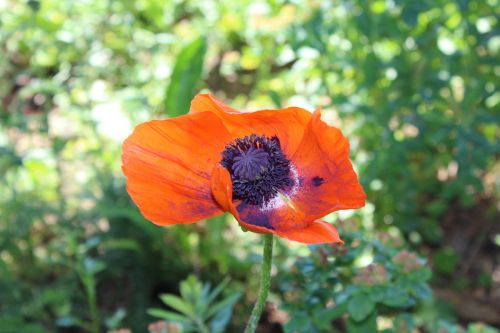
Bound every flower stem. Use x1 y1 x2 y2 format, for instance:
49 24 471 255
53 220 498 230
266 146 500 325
244 234 274 333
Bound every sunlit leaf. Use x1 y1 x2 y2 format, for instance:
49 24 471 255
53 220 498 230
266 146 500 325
147 308 189 322
164 37 207 117
347 294 375 322
160 294 194 317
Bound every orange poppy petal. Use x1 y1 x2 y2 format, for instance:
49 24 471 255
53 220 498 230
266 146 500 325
190 93 242 115
190 94 312 157
291 110 366 220
276 220 344 244
210 164 274 234
122 112 232 225
211 164 339 244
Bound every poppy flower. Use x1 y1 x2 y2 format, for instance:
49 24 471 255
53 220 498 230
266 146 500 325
122 94 365 244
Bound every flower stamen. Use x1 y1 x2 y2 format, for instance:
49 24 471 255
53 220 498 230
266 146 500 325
221 134 294 206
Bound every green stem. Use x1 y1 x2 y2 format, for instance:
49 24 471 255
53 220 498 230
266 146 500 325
244 234 274 333
194 318 210 333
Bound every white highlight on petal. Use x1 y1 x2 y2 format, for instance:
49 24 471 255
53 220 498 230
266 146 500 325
261 164 300 211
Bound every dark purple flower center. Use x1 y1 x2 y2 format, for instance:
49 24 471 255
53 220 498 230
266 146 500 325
232 147 270 180
221 134 293 206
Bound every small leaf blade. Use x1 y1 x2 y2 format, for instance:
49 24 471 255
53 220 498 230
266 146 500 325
164 37 207 117
147 308 189 322
159 294 193 317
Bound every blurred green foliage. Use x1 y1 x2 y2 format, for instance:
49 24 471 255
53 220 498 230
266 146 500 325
148 275 241 333
278 226 434 333
0 0 498 332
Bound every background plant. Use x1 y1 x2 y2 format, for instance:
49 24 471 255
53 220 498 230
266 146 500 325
148 275 241 333
0 0 498 332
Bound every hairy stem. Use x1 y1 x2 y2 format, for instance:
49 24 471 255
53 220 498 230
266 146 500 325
244 234 274 333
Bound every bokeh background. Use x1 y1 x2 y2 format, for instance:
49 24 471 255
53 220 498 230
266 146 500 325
1 0 499 332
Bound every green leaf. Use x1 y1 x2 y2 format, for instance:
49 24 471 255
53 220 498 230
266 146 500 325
369 285 387 303
205 292 241 319
268 90 282 108
313 302 347 324
284 314 317 333
206 277 231 305
209 304 233 333
180 275 204 310
410 267 432 281
381 286 410 307
104 308 126 330
147 308 188 322
411 282 433 301
347 294 375 322
83 258 106 275
347 310 377 333
159 294 193 317
311 303 346 330
164 37 207 117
